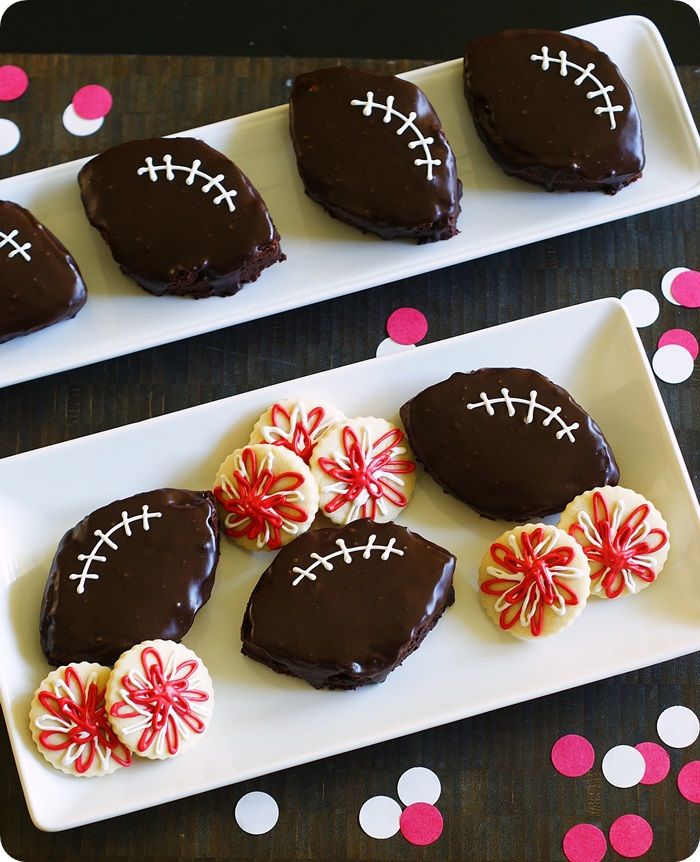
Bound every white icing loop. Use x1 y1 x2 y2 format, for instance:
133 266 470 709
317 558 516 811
137 155 238 211
0 227 31 261
291 533 404 586
466 388 579 442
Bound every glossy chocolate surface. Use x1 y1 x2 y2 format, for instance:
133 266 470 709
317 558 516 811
0 200 87 344
290 66 462 242
464 29 644 193
241 519 455 689
40 488 219 665
78 137 283 297
401 368 620 521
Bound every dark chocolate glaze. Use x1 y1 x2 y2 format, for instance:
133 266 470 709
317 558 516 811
400 368 620 522
463 29 644 194
40 488 220 666
78 137 284 298
290 66 462 242
241 519 455 690
0 200 87 344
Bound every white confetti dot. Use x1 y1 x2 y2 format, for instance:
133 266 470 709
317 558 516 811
620 289 660 328
601 745 646 788
234 791 279 835
358 795 402 839
397 766 441 805
657 705 700 748
62 103 103 137
652 344 695 384
661 267 688 306
0 118 20 155
375 337 416 358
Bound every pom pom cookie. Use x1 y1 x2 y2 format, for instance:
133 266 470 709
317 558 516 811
29 663 131 777
309 417 416 525
478 524 589 639
559 485 670 599
248 399 344 463
106 640 213 760
214 443 318 551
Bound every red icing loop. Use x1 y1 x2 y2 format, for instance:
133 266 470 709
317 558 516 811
268 402 327 462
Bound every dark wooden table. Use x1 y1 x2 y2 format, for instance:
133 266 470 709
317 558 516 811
0 53 698 862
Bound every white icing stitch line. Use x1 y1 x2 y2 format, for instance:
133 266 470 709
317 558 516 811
530 47 624 130
0 228 31 261
466 388 580 442
69 505 163 594
349 91 442 180
291 534 404 585
137 155 238 211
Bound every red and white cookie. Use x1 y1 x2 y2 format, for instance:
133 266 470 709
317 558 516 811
106 640 213 760
559 485 670 599
309 417 416 525
213 443 318 551
29 663 132 777
249 399 344 463
478 524 589 639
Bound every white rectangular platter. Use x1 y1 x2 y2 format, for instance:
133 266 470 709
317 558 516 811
1 297 699 831
1 15 699 389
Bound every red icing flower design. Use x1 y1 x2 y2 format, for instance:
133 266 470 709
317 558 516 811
110 646 210 757
261 402 331 462
35 666 131 774
481 527 583 637
214 446 308 549
569 491 668 598
318 425 415 522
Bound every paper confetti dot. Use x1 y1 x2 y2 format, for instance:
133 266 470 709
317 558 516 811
620 289 660 328
234 791 279 835
635 742 671 785
563 823 608 862
375 337 416 358
551 734 596 778
386 307 428 345
671 270 700 308
0 65 28 101
72 84 113 120
658 705 700 748
0 118 20 156
359 796 402 839
609 814 654 858
661 267 688 306
62 103 104 137
397 767 441 806
678 761 700 803
399 802 443 846
652 344 695 384
658 329 699 361
601 745 646 788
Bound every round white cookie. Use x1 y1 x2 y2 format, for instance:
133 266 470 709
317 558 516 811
105 640 213 760
558 485 670 599
249 398 344 463
309 416 417 525
29 662 132 777
478 524 590 640
213 443 319 551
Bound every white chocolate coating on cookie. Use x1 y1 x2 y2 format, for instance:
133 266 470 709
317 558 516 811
249 398 344 463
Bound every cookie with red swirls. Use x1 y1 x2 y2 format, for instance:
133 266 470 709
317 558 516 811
248 399 344 464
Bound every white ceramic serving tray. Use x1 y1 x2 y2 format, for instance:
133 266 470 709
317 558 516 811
0 297 699 831
1 15 699 389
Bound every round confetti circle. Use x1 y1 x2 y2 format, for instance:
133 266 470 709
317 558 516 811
375 337 416 358
551 734 596 778
658 329 699 361
358 796 402 839
562 823 608 862
601 745 646 788
661 267 688 305
658 706 700 748
397 766 441 806
399 802 443 846
72 84 113 120
652 344 695 385
635 742 671 785
234 791 279 835
609 814 654 858
0 118 20 155
62 103 104 137
671 270 700 308
677 761 700 803
0 65 28 101
620 289 660 328
386 307 428 345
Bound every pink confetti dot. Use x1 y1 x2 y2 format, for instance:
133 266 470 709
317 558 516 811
635 742 671 785
551 734 596 778
671 270 700 308
658 329 699 361
563 823 607 862
386 307 428 345
609 814 654 858
399 802 443 846
0 65 28 101
72 84 113 120
678 761 700 803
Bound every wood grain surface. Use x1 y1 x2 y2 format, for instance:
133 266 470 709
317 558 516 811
0 54 698 862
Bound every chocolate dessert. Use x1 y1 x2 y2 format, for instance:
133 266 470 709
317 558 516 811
463 29 644 193
241 519 455 689
290 66 462 241
0 200 87 343
78 137 284 298
40 488 219 665
400 368 620 521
